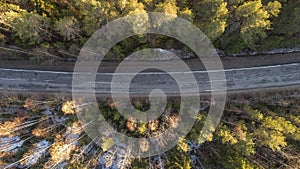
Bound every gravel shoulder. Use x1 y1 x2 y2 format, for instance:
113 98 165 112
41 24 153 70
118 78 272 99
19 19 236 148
0 52 299 72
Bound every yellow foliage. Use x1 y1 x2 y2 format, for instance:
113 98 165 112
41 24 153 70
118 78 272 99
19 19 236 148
62 101 76 115
233 125 247 141
155 0 178 16
69 122 82 135
177 138 189 152
101 137 114 152
138 123 147 135
178 7 193 21
50 141 76 163
168 115 179 128
148 120 159 131
218 125 238 145
0 117 24 136
126 117 137 132
266 1 282 17
32 128 47 137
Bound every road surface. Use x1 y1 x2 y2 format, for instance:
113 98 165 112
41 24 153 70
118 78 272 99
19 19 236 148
0 60 300 94
0 62 299 95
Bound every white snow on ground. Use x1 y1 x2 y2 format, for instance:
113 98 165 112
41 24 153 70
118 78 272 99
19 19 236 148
99 152 118 169
188 141 203 169
99 151 129 169
229 47 300 57
41 109 53 115
125 48 175 61
126 47 300 60
261 47 300 54
64 122 81 144
54 116 67 123
47 122 81 167
56 162 68 169
19 140 50 168
99 140 131 169
0 136 24 153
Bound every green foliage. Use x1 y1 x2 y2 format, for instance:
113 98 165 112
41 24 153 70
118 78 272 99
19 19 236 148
0 0 297 60
245 105 299 150
78 0 111 36
215 122 256 168
0 33 5 45
254 116 297 150
254 129 287 150
265 1 282 17
216 141 256 169
218 125 238 145
117 0 146 15
30 0 59 16
155 0 178 16
218 150 256 169
0 92 300 168
236 0 270 47
192 0 229 41
186 98 300 169
272 0 300 36
10 12 51 46
178 7 193 21
268 0 300 49
55 16 80 41
177 137 189 152
166 146 192 169
258 35 284 51
263 117 296 133
0 2 23 25
131 159 148 168
217 0 282 53
219 34 249 53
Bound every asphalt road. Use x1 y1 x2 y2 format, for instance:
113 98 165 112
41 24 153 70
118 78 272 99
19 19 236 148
0 62 299 95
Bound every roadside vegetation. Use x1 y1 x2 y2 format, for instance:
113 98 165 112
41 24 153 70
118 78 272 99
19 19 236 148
0 90 299 168
0 0 299 62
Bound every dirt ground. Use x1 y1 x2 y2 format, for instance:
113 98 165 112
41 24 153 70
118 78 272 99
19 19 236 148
0 52 299 72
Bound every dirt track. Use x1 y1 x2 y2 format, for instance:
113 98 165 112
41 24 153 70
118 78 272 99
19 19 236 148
0 52 299 72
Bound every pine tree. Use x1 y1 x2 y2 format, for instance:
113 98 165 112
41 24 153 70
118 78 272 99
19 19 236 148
218 0 282 53
191 0 229 41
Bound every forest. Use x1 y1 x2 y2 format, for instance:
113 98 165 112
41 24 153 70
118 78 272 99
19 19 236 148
0 0 299 61
0 1 300 169
0 90 299 168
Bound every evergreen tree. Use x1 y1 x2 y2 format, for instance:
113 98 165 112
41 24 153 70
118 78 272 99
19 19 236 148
218 0 282 53
191 0 229 41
